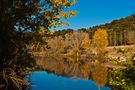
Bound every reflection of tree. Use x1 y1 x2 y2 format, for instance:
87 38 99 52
36 56 92 78
37 56 109 86
92 63 108 87
81 62 91 79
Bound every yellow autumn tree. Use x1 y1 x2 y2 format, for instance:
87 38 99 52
93 28 108 63
82 33 91 50
46 0 77 31
93 28 108 51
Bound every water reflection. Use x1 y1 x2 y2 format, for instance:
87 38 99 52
26 71 110 90
92 63 108 89
36 56 92 79
33 56 111 89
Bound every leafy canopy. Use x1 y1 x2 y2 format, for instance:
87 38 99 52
93 28 108 50
0 0 77 89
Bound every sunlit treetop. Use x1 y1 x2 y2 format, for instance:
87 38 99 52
93 28 108 50
82 33 91 49
0 0 77 33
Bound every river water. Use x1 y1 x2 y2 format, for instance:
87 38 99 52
26 71 110 90
26 56 112 90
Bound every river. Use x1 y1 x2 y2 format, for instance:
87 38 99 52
26 71 111 90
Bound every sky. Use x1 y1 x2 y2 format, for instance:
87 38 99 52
57 0 135 30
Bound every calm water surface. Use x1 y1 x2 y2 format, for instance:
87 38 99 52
26 71 111 90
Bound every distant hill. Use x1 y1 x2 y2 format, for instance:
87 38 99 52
88 14 135 46
53 14 135 46
89 14 135 31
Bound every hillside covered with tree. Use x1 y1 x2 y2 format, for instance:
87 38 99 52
53 14 135 46
88 14 135 46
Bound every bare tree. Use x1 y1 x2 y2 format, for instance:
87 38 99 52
65 31 86 55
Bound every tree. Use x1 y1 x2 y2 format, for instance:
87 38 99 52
93 28 108 63
47 36 65 54
93 28 108 51
82 33 91 50
88 14 135 46
0 0 77 89
65 31 86 55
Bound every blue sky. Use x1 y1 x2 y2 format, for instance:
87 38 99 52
57 0 135 30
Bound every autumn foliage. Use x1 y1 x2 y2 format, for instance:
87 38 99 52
93 28 108 51
82 33 91 50
0 0 77 89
